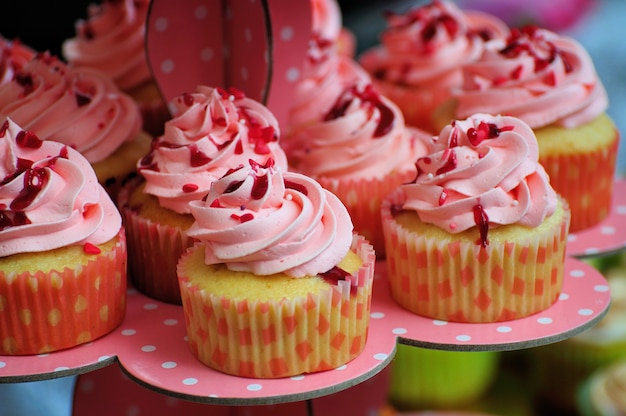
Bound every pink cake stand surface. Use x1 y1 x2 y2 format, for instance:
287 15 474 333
0 258 609 404
566 177 626 258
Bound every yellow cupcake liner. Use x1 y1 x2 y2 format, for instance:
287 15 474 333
178 234 375 378
318 168 416 259
382 190 570 323
118 180 194 305
539 133 619 233
0 229 127 355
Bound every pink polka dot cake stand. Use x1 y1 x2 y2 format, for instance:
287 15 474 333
566 177 626 258
0 257 609 404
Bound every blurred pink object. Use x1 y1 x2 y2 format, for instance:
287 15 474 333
457 0 597 31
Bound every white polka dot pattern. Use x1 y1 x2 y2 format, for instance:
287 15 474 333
144 0 312 126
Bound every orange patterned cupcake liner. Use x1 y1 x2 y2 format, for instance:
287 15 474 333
178 234 376 378
382 190 570 323
119 182 193 305
0 229 127 355
318 170 416 259
539 134 619 233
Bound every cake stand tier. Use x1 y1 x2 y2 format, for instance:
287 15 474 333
566 177 626 258
0 257 609 404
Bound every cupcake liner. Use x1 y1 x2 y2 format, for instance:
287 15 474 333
381 189 570 323
178 234 375 378
389 345 500 410
120 200 193 305
0 229 127 355
538 132 619 233
318 168 416 259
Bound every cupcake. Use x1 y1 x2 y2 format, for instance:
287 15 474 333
358 0 509 134
0 35 35 86
119 85 288 304
578 359 626 416
388 345 500 411
381 113 570 323
62 0 169 137
284 79 430 256
528 252 626 412
0 118 126 355
0 51 151 201
436 25 619 232
177 158 376 378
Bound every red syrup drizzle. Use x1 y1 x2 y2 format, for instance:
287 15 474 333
473 204 489 247
320 266 356 293
323 84 394 138
499 26 574 76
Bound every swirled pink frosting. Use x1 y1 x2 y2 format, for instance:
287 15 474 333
359 0 508 91
400 113 557 245
0 52 141 163
0 36 35 86
287 34 371 131
312 0 342 45
0 118 121 256
62 0 151 92
454 26 608 128
187 158 353 277
285 82 429 179
138 86 288 214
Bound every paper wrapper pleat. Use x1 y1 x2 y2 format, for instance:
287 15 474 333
382 190 570 323
178 234 375 378
318 168 416 258
539 133 619 233
0 229 127 355
119 183 192 305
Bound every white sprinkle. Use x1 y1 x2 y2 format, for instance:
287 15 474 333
229 95 235 102
512 200 519 206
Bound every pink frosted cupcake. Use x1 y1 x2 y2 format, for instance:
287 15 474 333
119 85 288 304
177 158 375 378
0 118 126 355
62 0 169 137
0 51 151 201
359 0 509 133
0 35 35 86
381 113 570 322
284 79 430 257
436 25 619 232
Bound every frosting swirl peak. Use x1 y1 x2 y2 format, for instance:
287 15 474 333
138 86 288 214
455 25 609 128
0 118 121 256
187 158 354 277
401 114 557 245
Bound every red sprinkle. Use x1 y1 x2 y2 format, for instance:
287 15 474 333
473 204 490 247
16 129 43 149
182 184 199 193
84 242 101 255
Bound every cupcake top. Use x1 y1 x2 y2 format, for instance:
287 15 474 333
285 81 429 180
311 0 343 45
0 52 142 164
454 25 609 129
359 0 508 90
62 0 151 92
0 118 121 256
400 113 557 246
0 36 35 86
187 157 354 278
287 33 371 131
138 85 288 214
